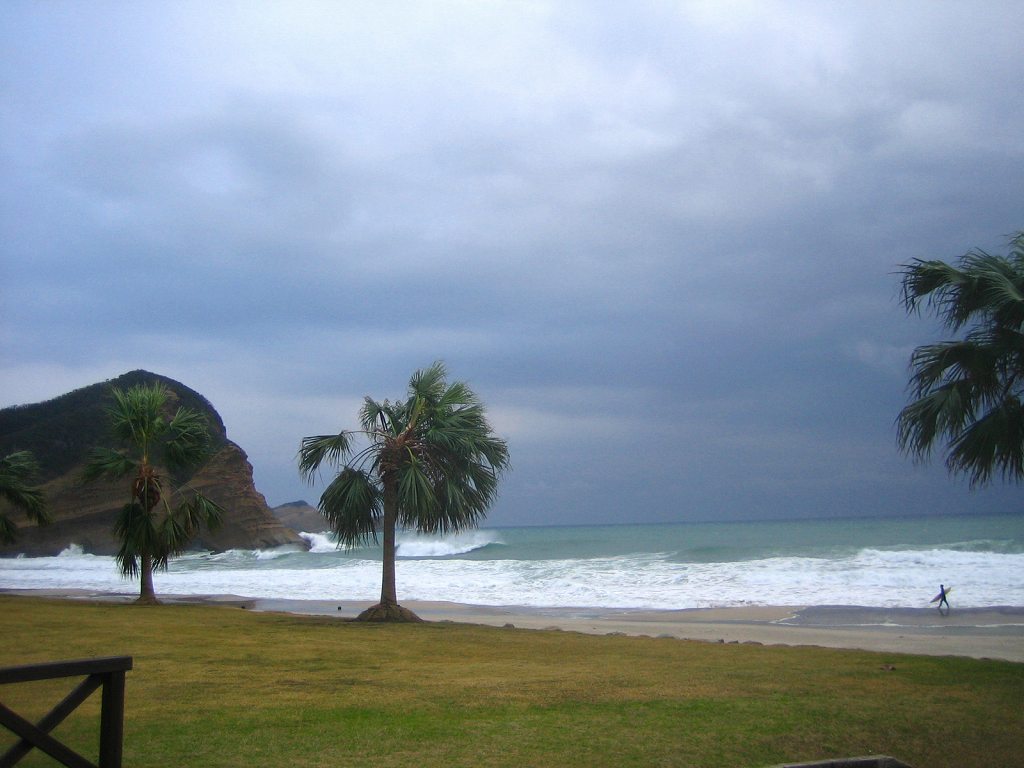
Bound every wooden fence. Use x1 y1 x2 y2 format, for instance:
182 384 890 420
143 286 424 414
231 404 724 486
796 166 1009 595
0 656 132 768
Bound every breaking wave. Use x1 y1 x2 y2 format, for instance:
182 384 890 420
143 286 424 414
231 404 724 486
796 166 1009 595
3 516 1021 609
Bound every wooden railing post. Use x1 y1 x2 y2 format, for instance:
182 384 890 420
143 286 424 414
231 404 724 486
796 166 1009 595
97 664 126 768
0 656 132 768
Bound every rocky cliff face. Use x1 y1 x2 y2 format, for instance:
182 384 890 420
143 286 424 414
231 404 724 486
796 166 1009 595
272 500 329 533
188 444 308 551
0 370 307 556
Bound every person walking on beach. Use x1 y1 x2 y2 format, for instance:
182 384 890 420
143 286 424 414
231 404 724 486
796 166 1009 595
937 584 950 613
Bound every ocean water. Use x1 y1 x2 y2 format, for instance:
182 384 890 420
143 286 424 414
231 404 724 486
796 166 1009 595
2 514 1022 610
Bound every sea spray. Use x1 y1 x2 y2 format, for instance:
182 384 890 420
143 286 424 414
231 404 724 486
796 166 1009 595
298 529 503 557
396 529 503 558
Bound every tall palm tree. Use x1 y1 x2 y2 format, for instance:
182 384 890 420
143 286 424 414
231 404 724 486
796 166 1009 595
83 382 224 604
0 451 50 544
897 231 1024 485
299 362 510 622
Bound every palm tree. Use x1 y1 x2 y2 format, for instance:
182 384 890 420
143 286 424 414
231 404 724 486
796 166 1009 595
83 382 224 604
299 362 510 622
897 231 1024 485
0 451 50 544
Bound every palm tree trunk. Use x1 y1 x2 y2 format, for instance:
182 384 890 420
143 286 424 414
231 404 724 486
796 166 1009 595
380 479 398 607
137 551 158 604
356 477 421 622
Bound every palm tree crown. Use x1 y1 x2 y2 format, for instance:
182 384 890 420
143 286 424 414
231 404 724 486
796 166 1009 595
299 362 510 621
0 450 50 544
897 231 1024 485
83 382 224 603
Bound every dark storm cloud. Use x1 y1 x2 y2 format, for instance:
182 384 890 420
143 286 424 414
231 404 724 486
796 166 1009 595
2 1 1023 525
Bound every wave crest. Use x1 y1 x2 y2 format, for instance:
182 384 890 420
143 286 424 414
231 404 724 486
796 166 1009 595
397 530 503 558
300 532 341 553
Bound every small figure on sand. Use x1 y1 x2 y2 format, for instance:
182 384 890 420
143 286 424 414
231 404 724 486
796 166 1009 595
936 584 950 613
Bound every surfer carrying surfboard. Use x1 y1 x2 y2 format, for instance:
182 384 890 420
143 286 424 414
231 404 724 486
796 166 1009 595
935 584 950 612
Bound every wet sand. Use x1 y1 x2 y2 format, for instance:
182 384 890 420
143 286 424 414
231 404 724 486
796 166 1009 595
7 589 1023 662
255 599 1024 662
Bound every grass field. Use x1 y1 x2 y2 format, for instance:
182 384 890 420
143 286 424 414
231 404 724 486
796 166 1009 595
1 596 1022 767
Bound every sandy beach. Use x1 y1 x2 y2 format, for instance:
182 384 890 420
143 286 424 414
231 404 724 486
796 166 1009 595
260 599 1024 662
6 589 1023 663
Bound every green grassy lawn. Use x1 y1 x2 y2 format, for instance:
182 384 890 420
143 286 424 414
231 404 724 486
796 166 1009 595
1 596 1021 767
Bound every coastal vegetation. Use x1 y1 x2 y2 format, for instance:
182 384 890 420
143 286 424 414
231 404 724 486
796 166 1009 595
898 231 1024 485
299 362 510 621
0 451 49 543
82 383 225 604
2 596 1021 768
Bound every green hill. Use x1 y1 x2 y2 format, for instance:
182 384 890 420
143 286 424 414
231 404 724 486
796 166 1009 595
0 370 306 556
0 370 226 480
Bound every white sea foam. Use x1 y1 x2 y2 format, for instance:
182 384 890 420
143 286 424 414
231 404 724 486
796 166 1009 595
396 530 503 558
300 532 339 553
2 522 1022 609
254 545 307 560
297 529 504 557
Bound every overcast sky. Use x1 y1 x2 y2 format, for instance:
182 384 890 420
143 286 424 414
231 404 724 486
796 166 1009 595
2 1 1022 526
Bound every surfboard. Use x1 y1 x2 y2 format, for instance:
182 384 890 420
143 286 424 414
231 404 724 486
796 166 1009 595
930 586 953 603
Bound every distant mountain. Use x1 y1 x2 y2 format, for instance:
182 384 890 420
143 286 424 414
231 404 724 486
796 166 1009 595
0 370 307 556
272 501 329 533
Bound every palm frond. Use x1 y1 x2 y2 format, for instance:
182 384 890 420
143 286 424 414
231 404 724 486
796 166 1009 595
396 459 438 522
160 513 195 559
476 433 512 472
400 434 505 534
0 451 49 526
436 379 478 411
408 361 448 404
423 410 510 472
907 341 999 399
155 492 223 557
898 232 1024 483
897 382 975 460
164 407 213 470
901 244 1024 333
149 548 173 573
0 450 41 479
115 547 140 578
360 397 399 435
173 492 225 540
189 492 225 529
900 259 969 319
318 467 381 546
107 384 168 452
0 515 17 545
298 432 355 481
962 252 1024 330
947 398 1024 486
112 502 153 578
82 448 137 482
428 474 483 534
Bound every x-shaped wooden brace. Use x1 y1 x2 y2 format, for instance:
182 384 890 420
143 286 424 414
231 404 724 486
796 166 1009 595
0 672 103 767
0 657 130 768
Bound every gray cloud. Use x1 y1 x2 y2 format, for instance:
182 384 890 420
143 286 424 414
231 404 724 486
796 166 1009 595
3 1 1023 526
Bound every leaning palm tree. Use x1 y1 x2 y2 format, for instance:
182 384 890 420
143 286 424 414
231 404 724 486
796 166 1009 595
299 362 510 622
83 382 224 604
0 450 50 544
897 231 1024 485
